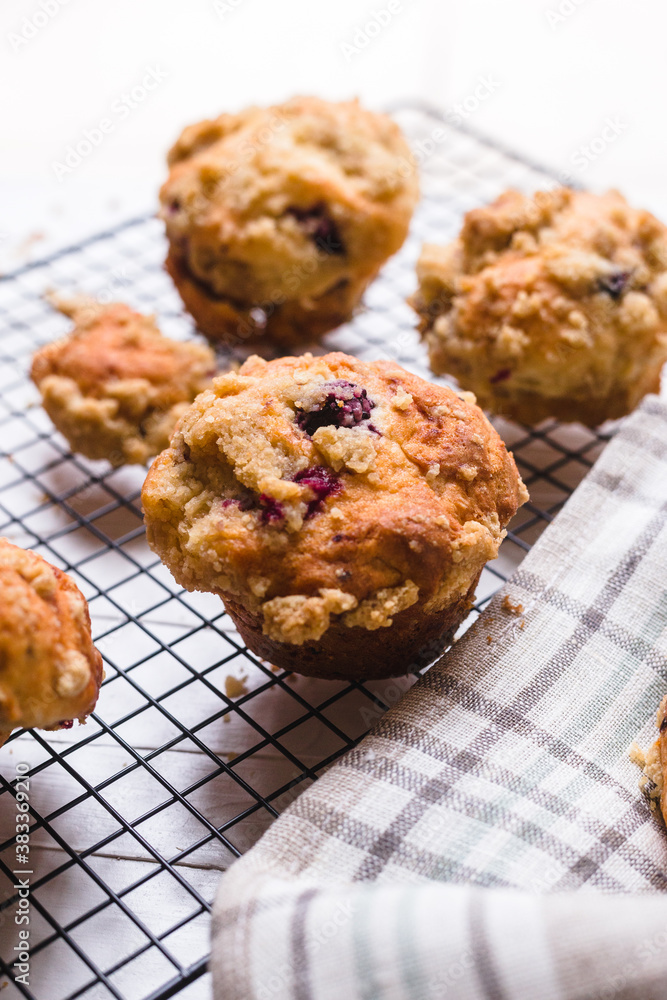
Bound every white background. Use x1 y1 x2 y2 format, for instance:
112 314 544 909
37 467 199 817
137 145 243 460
1 0 666 272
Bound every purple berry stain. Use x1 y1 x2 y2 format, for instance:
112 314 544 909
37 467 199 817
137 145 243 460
221 495 255 512
598 270 631 300
293 466 342 518
296 381 376 436
59 720 74 730
287 203 345 255
259 495 285 525
490 368 511 384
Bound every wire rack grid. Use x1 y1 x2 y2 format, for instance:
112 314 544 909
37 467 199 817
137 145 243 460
0 105 612 1000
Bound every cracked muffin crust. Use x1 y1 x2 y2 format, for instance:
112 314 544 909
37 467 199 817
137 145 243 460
160 96 419 350
0 538 104 747
411 188 667 426
142 351 528 678
31 297 216 466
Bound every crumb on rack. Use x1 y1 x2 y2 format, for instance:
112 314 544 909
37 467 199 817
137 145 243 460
486 635 493 644
224 675 248 699
501 595 524 616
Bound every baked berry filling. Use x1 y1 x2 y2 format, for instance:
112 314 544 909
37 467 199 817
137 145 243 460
293 466 342 518
221 495 255 512
287 203 345 256
220 468 341 528
59 720 74 729
296 380 375 435
598 270 631 299
490 368 512 384
259 494 286 525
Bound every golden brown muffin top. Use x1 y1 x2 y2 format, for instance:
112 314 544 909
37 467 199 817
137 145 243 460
32 297 216 406
30 297 217 466
0 538 104 745
159 96 419 304
142 352 527 640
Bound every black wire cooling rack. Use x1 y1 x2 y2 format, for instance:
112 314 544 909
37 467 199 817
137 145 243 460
0 105 613 1000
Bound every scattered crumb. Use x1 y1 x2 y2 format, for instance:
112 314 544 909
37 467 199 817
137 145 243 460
226 751 237 762
486 635 493 644
629 741 645 767
222 715 231 724
14 230 45 259
287 674 298 684
502 595 524 616
391 388 413 410
270 664 281 673
519 620 525 630
224 675 248 699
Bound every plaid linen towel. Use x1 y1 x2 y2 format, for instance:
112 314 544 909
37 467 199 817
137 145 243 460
211 396 667 1000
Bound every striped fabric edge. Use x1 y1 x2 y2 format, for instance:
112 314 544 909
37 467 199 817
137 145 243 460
211 396 667 1000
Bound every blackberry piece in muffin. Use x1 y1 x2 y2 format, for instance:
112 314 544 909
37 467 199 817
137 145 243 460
411 188 667 426
160 96 419 349
31 297 216 466
0 538 104 747
142 352 527 679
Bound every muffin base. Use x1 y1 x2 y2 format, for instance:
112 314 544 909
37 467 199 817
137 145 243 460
468 378 661 428
166 250 373 351
221 576 481 680
427 336 664 427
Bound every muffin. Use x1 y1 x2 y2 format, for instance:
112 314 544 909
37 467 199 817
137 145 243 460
160 96 419 349
633 696 667 824
142 352 527 679
0 538 104 747
411 188 667 426
31 297 216 466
